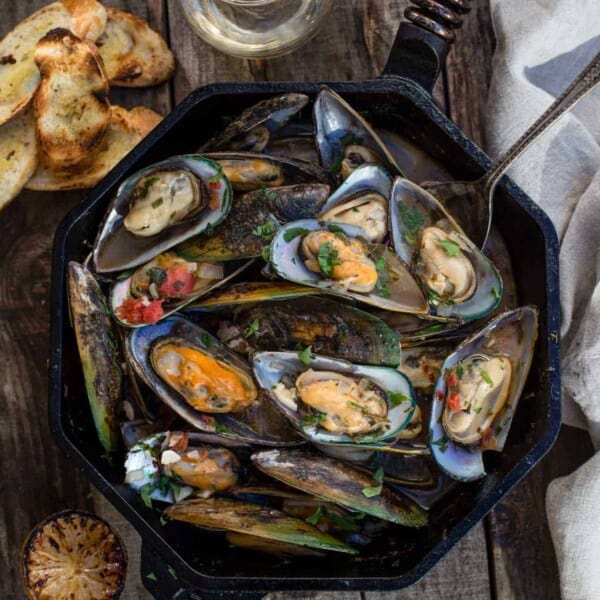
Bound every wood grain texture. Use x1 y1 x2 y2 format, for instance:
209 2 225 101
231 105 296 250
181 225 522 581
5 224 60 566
0 1 169 599
0 1 593 600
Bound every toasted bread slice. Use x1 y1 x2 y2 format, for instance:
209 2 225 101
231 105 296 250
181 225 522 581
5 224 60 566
0 108 38 211
34 28 110 167
0 1 106 128
96 8 174 87
62 0 107 41
26 105 162 190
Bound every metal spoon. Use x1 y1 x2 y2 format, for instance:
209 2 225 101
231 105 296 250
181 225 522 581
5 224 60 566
421 50 600 249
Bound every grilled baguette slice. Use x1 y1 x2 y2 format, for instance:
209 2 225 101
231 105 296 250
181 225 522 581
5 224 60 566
0 108 37 211
26 105 162 190
0 0 106 127
34 28 110 167
96 7 175 87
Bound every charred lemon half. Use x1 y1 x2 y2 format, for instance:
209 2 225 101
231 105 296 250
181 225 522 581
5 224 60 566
21 510 127 600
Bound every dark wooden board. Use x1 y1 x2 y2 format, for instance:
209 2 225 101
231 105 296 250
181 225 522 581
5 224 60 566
0 1 594 599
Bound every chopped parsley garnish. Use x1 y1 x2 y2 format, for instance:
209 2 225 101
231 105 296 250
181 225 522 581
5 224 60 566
397 203 426 243
147 267 167 287
214 421 234 434
305 506 324 525
317 242 341 276
261 245 271 262
481 370 493 386
375 257 386 272
375 278 392 299
456 364 464 380
207 172 222 183
244 318 260 338
361 466 385 498
260 187 280 202
159 516 168 526
167 566 178 580
200 332 212 347
340 132 363 146
347 400 365 411
328 512 365 532
139 484 154 508
427 289 441 304
300 411 326 427
474 407 483 414
327 223 346 236
297 467 309 481
431 434 449 452
418 323 446 335
298 345 314 366
283 227 309 242
151 197 163 209
491 286 501 299
329 156 344 175
138 176 160 198
146 572 158 582
437 238 461 257
388 391 410 408
252 221 277 241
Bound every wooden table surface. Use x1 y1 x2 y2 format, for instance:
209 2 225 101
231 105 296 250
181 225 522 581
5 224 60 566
0 1 594 599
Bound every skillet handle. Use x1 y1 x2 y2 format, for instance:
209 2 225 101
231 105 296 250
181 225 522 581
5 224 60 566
382 0 472 93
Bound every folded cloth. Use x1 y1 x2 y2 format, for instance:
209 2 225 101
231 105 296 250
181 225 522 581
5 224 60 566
485 1 600 598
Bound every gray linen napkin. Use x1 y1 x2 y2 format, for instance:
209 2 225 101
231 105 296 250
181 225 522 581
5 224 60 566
485 1 600 598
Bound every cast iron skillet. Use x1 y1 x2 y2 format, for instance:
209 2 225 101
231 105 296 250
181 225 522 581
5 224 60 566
48 2 561 597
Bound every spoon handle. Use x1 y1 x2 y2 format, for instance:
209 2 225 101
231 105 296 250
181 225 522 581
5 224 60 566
484 50 600 194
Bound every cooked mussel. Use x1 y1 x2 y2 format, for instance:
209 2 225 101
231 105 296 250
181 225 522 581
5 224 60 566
151 337 257 413
203 151 327 192
175 184 330 262
319 164 392 243
93 155 232 273
202 93 309 152
314 86 401 179
390 177 502 321
252 449 427 527
429 306 538 481
164 497 357 554
217 296 401 367
252 351 416 446
110 253 252 327
124 432 239 503
269 219 428 314
126 316 298 447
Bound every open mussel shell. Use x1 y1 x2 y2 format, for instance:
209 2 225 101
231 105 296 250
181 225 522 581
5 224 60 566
269 219 428 314
68 262 122 453
93 155 232 273
124 431 240 503
314 86 402 178
201 93 309 153
428 306 539 481
252 449 428 527
390 178 503 322
175 184 330 262
164 497 357 554
126 316 299 446
110 256 253 327
184 281 319 312
252 351 416 446
221 296 401 367
203 151 328 191
318 164 393 243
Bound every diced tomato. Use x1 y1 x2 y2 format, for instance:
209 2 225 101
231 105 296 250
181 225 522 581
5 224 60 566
158 267 195 297
446 372 458 387
482 427 493 445
446 392 461 411
170 432 189 453
435 390 444 402
208 183 220 210
116 298 165 325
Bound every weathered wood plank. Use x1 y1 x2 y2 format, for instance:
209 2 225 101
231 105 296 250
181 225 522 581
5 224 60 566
444 0 495 147
363 525 491 600
0 1 170 599
487 426 594 600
